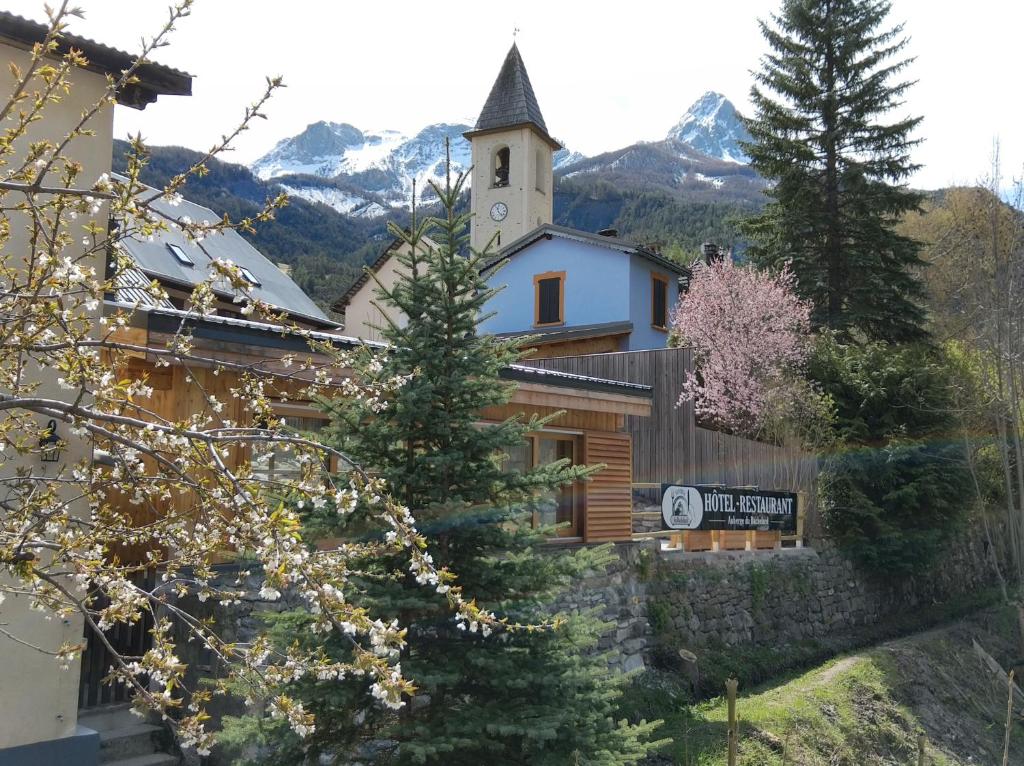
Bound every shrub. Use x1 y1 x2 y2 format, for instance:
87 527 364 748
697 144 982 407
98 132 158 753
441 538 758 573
811 335 970 575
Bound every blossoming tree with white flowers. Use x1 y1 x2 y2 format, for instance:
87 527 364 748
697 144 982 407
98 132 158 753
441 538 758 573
0 2 502 754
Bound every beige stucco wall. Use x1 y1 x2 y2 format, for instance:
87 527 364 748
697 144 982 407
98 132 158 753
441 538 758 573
468 127 553 253
0 42 113 750
343 250 409 342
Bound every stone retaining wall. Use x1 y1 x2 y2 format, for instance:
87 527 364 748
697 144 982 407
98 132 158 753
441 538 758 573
183 524 1003 714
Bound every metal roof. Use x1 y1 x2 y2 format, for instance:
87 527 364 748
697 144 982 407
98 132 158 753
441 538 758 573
0 11 192 109
463 44 560 149
108 301 651 398
502 364 652 397
496 320 635 344
115 177 335 328
111 266 175 310
482 224 692 278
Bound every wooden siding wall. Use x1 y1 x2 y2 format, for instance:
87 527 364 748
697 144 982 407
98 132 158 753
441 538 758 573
583 432 633 542
521 333 627 360
479 402 621 433
526 348 696 483
526 349 818 514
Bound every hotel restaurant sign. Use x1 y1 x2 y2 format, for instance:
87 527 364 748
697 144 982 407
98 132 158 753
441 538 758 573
661 484 798 533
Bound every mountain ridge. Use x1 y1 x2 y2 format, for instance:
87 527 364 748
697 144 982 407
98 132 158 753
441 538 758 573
250 91 750 213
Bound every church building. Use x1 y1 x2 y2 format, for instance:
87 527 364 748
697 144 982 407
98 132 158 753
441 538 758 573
336 43 690 357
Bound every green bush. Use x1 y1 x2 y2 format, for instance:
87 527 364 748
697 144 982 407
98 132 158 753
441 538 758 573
811 335 970 576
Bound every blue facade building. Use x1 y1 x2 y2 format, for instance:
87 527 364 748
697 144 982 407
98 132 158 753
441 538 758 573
480 225 688 356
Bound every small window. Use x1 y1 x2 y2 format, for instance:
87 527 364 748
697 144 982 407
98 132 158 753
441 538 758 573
652 272 669 330
166 243 193 266
494 146 510 187
534 271 564 326
251 415 330 485
238 266 261 286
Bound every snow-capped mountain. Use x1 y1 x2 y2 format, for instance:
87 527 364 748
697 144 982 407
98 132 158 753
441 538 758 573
250 92 751 215
253 121 580 214
553 92 761 202
666 91 751 164
558 138 764 204
252 122 472 212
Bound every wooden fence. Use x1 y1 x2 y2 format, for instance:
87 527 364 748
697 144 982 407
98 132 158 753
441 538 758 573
524 348 818 522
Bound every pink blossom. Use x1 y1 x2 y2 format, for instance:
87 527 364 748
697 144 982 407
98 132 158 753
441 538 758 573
671 260 812 437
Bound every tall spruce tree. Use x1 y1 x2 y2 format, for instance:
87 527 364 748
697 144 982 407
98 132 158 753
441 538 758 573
221 153 662 765
741 0 926 342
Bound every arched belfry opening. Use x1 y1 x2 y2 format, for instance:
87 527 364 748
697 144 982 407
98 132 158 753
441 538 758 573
494 146 510 187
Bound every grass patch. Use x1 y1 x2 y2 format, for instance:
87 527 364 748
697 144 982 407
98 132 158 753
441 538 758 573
621 603 1024 765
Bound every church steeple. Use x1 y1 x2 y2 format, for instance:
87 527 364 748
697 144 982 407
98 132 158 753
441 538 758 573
465 44 557 253
465 43 560 149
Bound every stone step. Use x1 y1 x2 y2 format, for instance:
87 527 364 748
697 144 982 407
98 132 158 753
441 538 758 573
103 753 179 766
99 722 162 762
79 703 140 733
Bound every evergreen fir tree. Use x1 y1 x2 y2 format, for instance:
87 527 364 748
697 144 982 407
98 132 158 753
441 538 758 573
741 0 926 342
221 149 662 765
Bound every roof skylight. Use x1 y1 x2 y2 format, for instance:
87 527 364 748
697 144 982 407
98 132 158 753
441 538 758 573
166 243 194 266
238 266 261 286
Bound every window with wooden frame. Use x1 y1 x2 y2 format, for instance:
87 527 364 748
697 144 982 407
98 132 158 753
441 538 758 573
251 413 337 485
534 271 565 327
651 272 669 330
500 432 583 539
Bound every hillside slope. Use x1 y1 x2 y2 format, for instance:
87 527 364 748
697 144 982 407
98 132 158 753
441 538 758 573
632 607 1024 765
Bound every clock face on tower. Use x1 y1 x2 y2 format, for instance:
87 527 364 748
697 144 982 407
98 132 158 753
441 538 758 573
490 202 508 222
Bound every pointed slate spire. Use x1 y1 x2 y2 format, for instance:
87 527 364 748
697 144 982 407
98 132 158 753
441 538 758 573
465 44 560 148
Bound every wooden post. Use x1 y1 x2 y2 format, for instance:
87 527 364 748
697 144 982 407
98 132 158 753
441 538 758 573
744 530 753 551
712 529 721 552
726 677 739 766
796 491 806 548
1003 670 1015 766
1016 603 1024 659
917 733 926 766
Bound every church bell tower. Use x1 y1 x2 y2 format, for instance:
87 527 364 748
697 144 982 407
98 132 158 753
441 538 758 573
464 44 560 253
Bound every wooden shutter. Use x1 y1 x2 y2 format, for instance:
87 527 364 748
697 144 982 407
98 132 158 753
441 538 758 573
583 432 633 542
652 273 668 328
538 278 561 324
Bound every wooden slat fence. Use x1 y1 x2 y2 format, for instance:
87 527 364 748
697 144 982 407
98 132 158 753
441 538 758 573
525 348 818 521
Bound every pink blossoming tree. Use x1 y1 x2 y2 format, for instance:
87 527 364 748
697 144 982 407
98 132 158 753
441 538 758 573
671 260 824 443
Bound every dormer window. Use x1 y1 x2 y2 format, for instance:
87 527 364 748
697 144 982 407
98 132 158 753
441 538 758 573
494 146 510 187
534 271 564 326
166 243 193 266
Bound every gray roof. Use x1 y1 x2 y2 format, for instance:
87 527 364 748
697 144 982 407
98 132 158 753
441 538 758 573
496 320 635 344
112 266 175 309
116 179 334 328
0 11 191 109
465 44 559 148
482 224 692 278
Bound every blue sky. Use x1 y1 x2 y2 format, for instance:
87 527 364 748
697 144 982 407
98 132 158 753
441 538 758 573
6 0 1022 191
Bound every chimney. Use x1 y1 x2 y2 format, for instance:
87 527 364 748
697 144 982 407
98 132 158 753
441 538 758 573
276 262 292 277
701 242 721 266
598 227 618 238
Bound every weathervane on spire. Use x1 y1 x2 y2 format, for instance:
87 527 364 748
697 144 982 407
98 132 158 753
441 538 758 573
513 27 520 41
